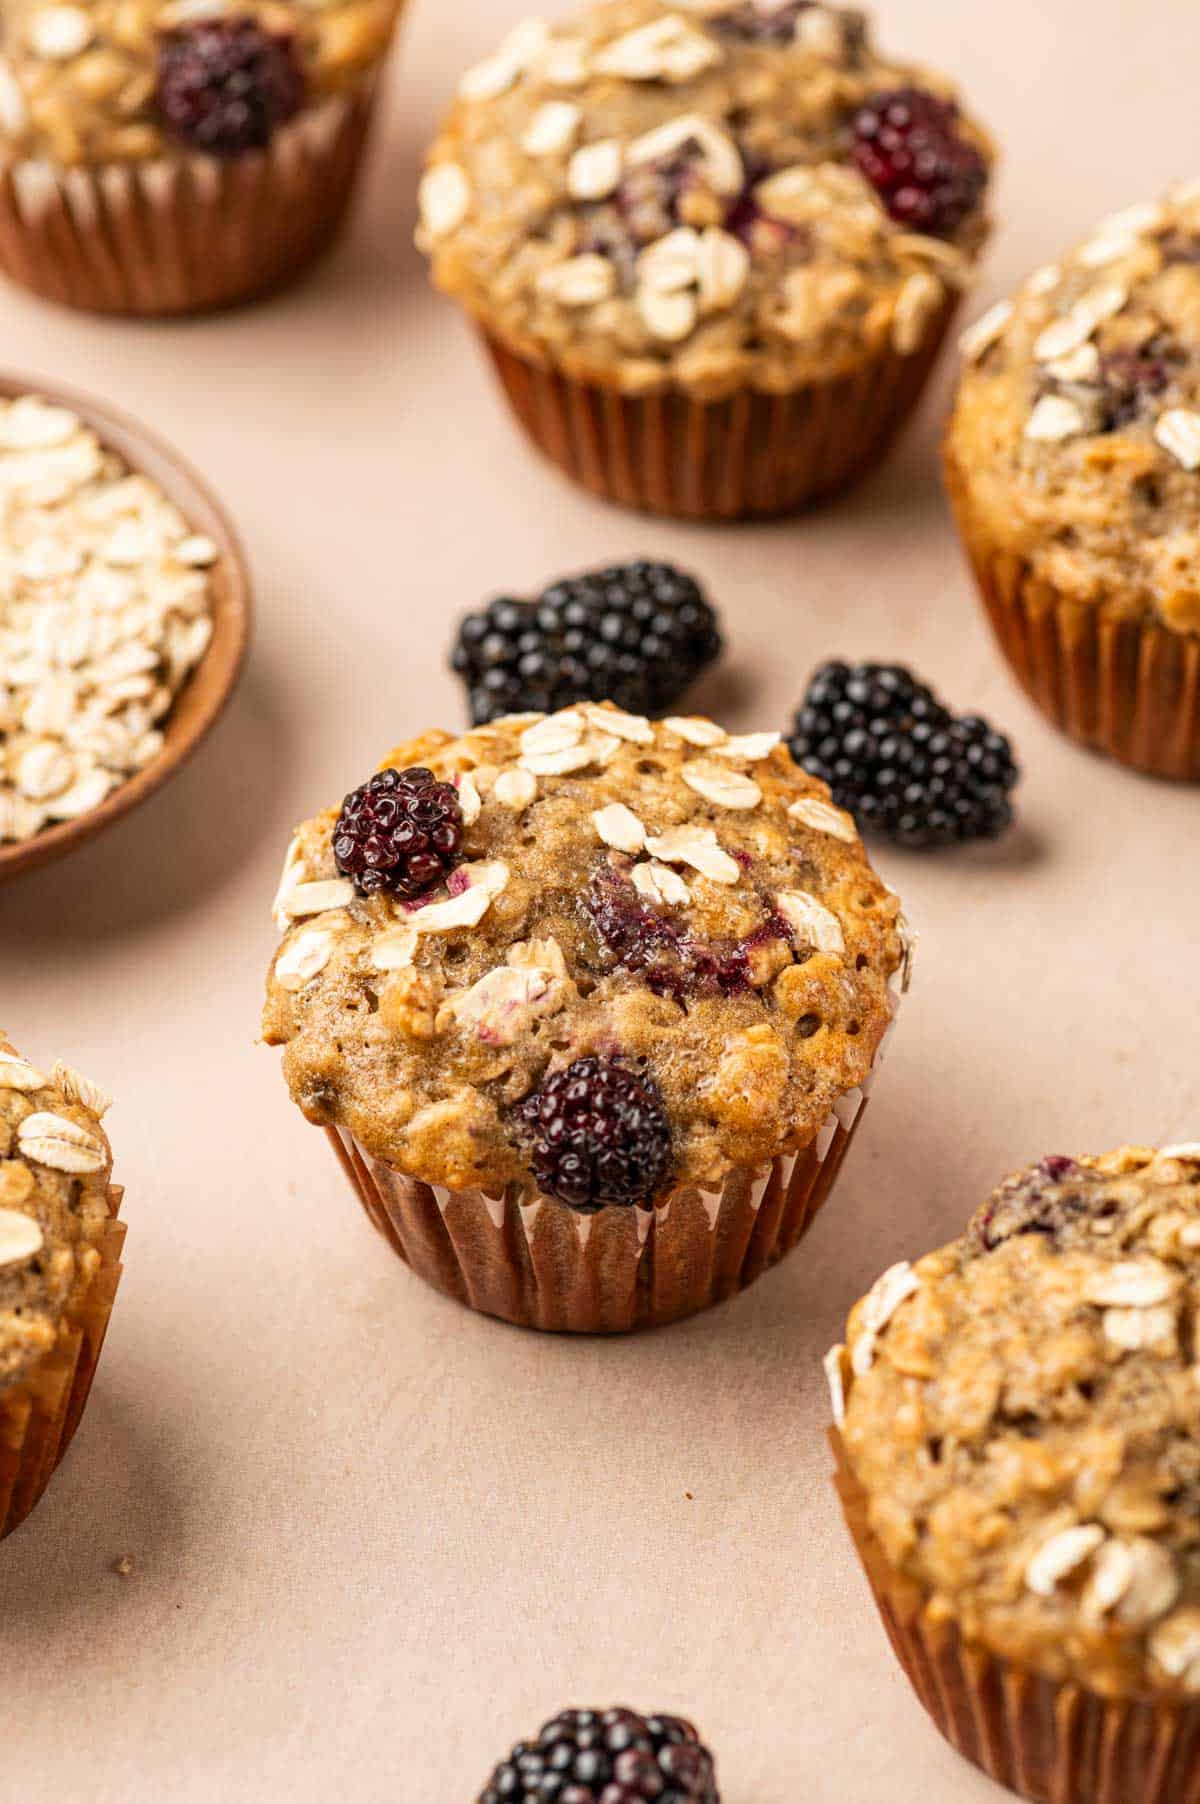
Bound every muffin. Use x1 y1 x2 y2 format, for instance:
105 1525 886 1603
417 0 994 521
946 181 1200 782
263 704 911 1333
828 1147 1200 1804
0 1034 124 1538
0 0 405 315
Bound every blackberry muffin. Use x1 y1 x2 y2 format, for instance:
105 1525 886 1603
947 180 1200 781
263 703 911 1333
417 0 994 520
0 1034 124 1538
828 1147 1200 1804
0 0 405 314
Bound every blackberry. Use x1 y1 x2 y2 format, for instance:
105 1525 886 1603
519 1059 673 1212
333 767 463 900
850 87 986 238
480 1708 719 1804
788 662 1019 849
157 17 305 157
585 868 791 1003
450 562 723 727
714 0 816 43
1099 348 1171 430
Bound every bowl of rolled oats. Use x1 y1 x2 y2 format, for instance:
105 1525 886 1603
0 377 251 880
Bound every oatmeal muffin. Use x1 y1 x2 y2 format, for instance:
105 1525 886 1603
828 1147 1200 1804
0 0 406 314
263 704 911 1332
417 0 994 520
0 1034 124 1538
947 181 1200 782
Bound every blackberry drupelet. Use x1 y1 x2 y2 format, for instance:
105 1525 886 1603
450 562 723 726
157 17 305 156
333 767 463 900
788 662 1019 849
520 1059 673 1213
851 87 986 237
1099 348 1171 430
479 1707 719 1803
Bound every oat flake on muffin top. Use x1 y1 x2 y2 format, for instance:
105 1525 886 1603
0 1033 113 1391
418 0 993 397
0 0 401 166
832 1147 1200 1696
949 180 1200 634
263 705 908 1199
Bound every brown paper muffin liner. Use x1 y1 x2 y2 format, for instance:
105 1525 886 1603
0 1187 126 1540
832 1431 1200 1804
479 296 957 521
0 83 378 317
946 458 1200 783
327 1071 880 1333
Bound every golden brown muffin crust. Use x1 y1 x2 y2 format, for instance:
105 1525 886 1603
832 1147 1200 1698
0 0 401 166
0 1033 113 1392
263 705 907 1199
418 0 992 398
947 181 1200 634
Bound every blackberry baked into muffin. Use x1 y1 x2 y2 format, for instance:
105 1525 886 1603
947 181 1200 781
0 0 405 314
263 704 910 1332
828 1147 1200 1804
418 0 994 520
0 1034 124 1538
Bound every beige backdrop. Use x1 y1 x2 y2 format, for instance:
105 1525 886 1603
1 2 1197 1798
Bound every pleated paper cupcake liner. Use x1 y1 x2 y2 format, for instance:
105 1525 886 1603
0 1187 126 1540
325 987 904 1335
947 459 1200 783
0 83 378 317
832 1431 1200 1804
479 297 957 522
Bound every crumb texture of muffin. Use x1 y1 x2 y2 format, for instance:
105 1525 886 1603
833 1147 1200 1697
0 0 401 166
418 0 993 398
948 181 1200 636
0 1033 115 1390
264 704 907 1205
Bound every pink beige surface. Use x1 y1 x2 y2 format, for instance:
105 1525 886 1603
0 1 1197 1799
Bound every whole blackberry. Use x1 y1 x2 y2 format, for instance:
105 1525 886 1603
520 1059 673 1212
850 87 987 237
157 18 305 157
788 663 1019 850
480 1707 719 1804
333 767 463 900
450 562 723 726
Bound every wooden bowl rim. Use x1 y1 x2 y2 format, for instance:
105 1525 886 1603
0 372 252 884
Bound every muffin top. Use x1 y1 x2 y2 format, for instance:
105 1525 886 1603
832 1147 1200 1697
418 0 993 398
947 181 1200 635
0 0 399 166
262 704 908 1208
0 1034 114 1392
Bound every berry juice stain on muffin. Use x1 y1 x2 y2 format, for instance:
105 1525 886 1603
829 1145 1200 1696
263 705 909 1205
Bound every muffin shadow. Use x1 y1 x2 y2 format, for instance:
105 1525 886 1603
0 1381 191 1635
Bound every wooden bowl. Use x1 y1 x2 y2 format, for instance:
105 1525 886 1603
0 375 251 883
